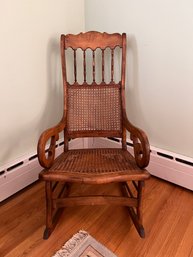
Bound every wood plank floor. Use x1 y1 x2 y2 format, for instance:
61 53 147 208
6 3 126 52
0 176 193 257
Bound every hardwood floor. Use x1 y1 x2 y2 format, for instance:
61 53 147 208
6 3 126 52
0 176 193 257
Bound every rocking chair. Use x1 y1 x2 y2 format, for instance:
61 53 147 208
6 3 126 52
38 31 150 239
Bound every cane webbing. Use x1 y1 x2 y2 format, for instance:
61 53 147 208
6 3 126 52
48 149 145 174
67 84 122 134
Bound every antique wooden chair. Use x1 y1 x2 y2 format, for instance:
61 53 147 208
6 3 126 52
38 31 150 239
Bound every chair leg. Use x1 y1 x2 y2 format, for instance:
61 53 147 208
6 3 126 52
43 181 71 239
137 181 144 226
133 180 145 238
44 181 53 239
123 180 146 238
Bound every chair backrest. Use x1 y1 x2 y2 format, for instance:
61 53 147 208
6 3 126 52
60 31 127 145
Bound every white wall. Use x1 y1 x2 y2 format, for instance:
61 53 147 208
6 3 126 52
85 0 193 158
1 0 193 168
0 0 85 167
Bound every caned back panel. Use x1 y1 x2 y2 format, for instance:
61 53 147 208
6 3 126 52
61 31 126 138
67 84 122 137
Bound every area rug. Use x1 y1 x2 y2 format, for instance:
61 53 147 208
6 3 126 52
52 230 117 257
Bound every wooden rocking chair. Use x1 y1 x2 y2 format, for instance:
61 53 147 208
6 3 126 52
38 31 150 239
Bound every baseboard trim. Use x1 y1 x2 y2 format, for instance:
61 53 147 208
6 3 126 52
1 136 192 202
0 138 85 202
89 137 193 191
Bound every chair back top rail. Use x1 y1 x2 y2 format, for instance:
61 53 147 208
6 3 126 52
63 31 124 50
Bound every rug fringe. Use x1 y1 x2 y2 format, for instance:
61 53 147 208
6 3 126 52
52 230 88 257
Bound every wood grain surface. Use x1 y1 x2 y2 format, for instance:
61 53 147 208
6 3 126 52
0 176 193 257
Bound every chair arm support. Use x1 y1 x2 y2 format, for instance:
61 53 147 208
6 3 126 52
37 117 66 168
123 115 150 168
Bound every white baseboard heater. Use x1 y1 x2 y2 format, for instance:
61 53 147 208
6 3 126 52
1 137 192 202
89 137 193 191
0 138 85 202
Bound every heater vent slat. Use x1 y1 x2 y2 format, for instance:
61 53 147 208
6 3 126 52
0 170 5 176
157 152 173 160
107 137 120 143
7 161 24 172
175 158 193 167
126 142 133 147
29 154 38 161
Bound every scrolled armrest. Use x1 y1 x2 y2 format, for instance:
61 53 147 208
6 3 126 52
37 117 66 168
123 115 150 168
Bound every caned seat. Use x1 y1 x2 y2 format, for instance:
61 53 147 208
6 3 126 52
40 149 149 183
38 31 150 239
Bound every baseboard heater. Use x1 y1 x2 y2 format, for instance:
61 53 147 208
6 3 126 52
89 137 193 191
1 137 193 202
0 138 84 202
